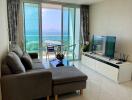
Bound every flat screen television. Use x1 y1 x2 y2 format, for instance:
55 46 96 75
92 35 116 58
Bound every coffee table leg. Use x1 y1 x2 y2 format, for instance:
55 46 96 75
55 95 58 100
80 89 83 95
47 96 50 100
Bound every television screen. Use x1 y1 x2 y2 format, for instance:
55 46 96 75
92 35 106 55
105 36 116 58
92 35 116 58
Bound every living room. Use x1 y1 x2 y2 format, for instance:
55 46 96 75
0 0 132 100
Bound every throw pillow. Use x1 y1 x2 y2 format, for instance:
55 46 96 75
12 45 23 57
6 52 26 74
21 52 33 70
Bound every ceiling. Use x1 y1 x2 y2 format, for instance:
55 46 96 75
48 0 105 5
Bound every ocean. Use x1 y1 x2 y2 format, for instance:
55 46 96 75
25 34 73 52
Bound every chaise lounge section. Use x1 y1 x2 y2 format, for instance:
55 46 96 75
47 67 87 100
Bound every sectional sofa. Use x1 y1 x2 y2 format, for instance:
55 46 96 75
1 45 88 100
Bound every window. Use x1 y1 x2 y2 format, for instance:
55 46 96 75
24 3 80 60
24 3 39 53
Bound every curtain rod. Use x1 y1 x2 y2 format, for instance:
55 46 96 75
22 0 81 7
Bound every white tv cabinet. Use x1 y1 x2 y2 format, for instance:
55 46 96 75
81 52 132 83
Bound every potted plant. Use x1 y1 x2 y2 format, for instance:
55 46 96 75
82 41 90 52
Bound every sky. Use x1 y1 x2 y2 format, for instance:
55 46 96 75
42 8 61 33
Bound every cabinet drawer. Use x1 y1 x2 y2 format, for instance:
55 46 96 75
81 55 96 70
96 61 119 81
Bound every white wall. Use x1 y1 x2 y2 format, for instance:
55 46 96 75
0 0 9 99
89 0 132 62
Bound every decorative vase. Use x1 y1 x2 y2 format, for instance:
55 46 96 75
56 53 64 61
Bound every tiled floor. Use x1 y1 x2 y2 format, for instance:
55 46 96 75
49 61 132 100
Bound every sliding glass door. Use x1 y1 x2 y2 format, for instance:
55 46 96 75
68 8 75 60
63 7 80 60
41 4 62 57
24 3 40 53
74 8 80 60
24 2 80 60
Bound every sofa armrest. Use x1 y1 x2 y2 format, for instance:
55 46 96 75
28 53 38 59
1 70 52 100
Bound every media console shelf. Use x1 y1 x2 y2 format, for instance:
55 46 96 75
81 52 132 83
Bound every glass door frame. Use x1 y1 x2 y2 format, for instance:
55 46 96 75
23 1 81 60
64 6 76 61
40 2 63 59
23 1 42 54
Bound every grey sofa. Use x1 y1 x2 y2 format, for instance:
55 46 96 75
1 53 52 100
1 70 52 100
1 45 87 100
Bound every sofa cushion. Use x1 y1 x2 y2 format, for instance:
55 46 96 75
21 52 33 70
6 52 26 74
12 45 23 57
47 67 88 85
